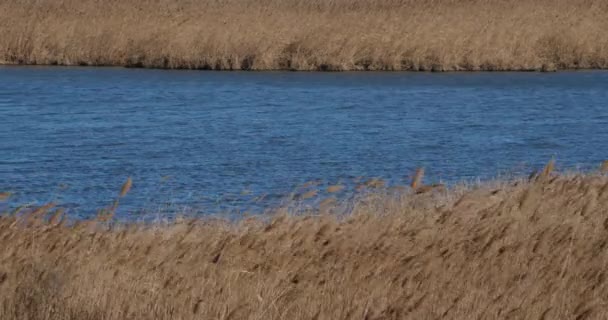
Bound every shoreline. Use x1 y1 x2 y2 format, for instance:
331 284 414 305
0 61 575 72
6 62 608 73
0 60 600 73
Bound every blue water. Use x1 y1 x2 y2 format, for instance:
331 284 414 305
1 67 607 217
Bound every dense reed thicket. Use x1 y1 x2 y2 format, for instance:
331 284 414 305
2 171 608 319
1 0 608 71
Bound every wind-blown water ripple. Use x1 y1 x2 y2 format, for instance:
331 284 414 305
1 67 607 217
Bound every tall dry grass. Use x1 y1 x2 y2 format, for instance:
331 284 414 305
3 172 608 319
1 0 608 71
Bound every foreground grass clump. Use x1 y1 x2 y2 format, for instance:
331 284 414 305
1 0 608 71
2 173 608 319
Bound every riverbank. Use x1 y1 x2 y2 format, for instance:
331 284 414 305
2 172 608 319
1 0 607 71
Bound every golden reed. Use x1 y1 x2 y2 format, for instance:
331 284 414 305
3 171 608 319
1 0 608 71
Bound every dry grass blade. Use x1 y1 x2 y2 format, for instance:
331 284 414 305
601 160 608 173
301 180 321 188
415 185 434 194
25 202 56 227
388 185 407 193
300 190 318 200
96 208 114 222
364 178 385 188
326 185 345 193
319 197 337 212
411 168 425 189
415 183 446 194
319 197 336 207
539 158 556 180
8 205 27 217
48 208 65 226
30 202 56 218
119 177 132 198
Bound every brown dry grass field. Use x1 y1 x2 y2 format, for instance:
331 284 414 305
1 0 608 71
2 170 608 319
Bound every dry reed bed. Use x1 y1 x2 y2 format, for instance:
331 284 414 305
1 0 608 71
2 173 608 319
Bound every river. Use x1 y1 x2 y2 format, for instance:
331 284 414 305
1 67 607 217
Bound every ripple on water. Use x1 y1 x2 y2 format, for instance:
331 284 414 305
1 68 608 216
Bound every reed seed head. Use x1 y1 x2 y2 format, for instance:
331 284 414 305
326 185 345 193
120 177 133 198
411 168 425 189
540 158 555 179
0 192 11 201
301 190 318 200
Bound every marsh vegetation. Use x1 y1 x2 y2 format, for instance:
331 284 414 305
1 0 607 71
2 162 608 319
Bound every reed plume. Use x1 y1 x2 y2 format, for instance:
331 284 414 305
410 168 425 189
539 158 555 180
326 185 345 193
300 189 318 200
0 192 10 201
119 177 132 198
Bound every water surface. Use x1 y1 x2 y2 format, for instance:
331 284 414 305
1 67 607 217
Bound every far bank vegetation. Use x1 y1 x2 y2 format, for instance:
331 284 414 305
1 0 607 71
